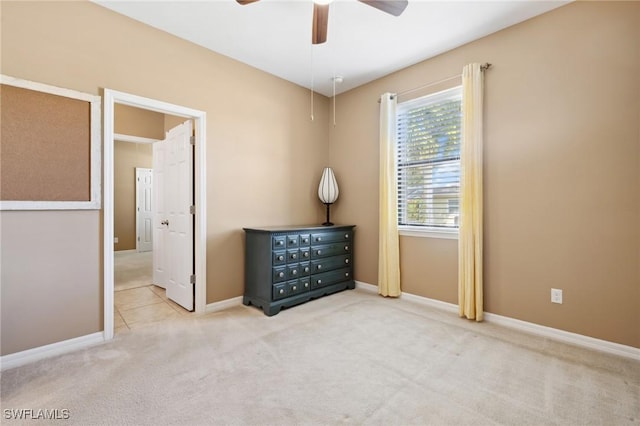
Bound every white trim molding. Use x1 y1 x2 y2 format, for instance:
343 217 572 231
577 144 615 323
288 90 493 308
355 280 378 294
0 75 101 211
0 332 104 371
482 312 640 361
114 133 160 144
205 296 244 314
355 281 640 361
398 226 458 240
103 89 207 342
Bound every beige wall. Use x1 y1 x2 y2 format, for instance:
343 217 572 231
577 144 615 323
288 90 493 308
114 141 153 251
113 105 163 251
114 104 165 140
0 211 102 355
330 1 640 348
1 0 329 355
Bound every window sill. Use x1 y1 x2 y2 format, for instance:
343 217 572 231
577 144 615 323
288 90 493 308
398 226 458 240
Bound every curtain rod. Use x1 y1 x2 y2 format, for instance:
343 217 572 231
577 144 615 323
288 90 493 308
378 62 492 103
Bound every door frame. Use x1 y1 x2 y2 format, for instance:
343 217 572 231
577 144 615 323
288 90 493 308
103 89 207 341
135 167 153 253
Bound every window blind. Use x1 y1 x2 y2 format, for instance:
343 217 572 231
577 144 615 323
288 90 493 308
396 86 462 228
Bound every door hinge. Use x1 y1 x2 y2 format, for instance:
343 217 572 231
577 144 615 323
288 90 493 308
137 236 140 241
190 205 195 214
190 274 196 285
190 135 195 145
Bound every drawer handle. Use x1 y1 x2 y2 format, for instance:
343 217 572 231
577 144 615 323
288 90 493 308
292 270 297 275
278 272 284 278
317 237 322 241
345 234 349 239
279 289 284 294
304 282 309 288
344 246 349 251
345 259 349 264
317 250 322 255
277 241 284 246
345 272 350 277
317 279 322 284
304 267 309 272
292 286 297 291
277 255 284 261
291 253 297 259
303 238 309 243
303 252 309 258
317 265 322 270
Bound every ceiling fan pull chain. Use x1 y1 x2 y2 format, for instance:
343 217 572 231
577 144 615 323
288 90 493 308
333 76 336 127
310 45 315 122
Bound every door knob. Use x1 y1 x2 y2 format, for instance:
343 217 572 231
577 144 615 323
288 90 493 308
161 220 169 226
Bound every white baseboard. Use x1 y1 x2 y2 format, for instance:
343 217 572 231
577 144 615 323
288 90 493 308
0 332 105 371
114 249 136 255
482 312 640 361
205 296 243 314
355 281 640 361
355 281 378 293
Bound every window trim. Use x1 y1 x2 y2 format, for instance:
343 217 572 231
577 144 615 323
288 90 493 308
398 225 459 240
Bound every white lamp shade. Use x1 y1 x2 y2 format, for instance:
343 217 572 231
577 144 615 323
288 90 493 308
318 167 339 204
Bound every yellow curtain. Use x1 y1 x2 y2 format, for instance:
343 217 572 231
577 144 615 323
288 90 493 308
378 93 401 297
459 63 484 321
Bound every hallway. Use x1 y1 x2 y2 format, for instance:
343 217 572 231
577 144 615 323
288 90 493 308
114 251 191 333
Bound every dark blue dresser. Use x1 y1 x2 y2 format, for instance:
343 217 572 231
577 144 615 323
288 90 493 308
243 224 355 316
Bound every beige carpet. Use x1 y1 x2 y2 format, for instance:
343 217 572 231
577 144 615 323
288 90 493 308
1 290 638 425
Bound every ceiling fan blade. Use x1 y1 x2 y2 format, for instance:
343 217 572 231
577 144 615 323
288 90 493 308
358 0 408 17
312 3 329 45
236 0 260 5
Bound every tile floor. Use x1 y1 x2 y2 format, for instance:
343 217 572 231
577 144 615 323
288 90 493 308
115 285 192 333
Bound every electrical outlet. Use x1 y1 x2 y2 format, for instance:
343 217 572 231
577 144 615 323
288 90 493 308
114 237 119 244
551 288 563 304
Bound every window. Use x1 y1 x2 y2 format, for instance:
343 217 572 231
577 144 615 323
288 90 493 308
396 86 462 235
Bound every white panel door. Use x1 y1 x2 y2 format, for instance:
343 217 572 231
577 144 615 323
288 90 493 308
136 168 153 253
165 121 194 311
152 140 168 289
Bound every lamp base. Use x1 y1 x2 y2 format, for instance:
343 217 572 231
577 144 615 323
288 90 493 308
322 203 334 226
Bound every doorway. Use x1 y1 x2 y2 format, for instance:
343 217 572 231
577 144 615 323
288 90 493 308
103 89 207 341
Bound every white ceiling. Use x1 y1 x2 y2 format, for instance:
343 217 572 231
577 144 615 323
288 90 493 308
94 0 568 97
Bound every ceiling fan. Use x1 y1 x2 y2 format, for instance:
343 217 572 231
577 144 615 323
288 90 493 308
236 0 409 44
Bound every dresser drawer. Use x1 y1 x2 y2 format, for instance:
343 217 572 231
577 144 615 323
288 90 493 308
272 236 286 249
273 283 288 300
299 234 311 245
272 266 287 283
287 249 300 262
300 247 311 260
300 262 311 275
273 250 286 266
311 231 352 244
299 277 311 292
310 242 352 259
311 254 351 273
286 234 299 248
287 264 301 279
311 267 352 290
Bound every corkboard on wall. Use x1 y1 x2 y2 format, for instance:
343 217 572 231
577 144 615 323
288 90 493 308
1 83 91 201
